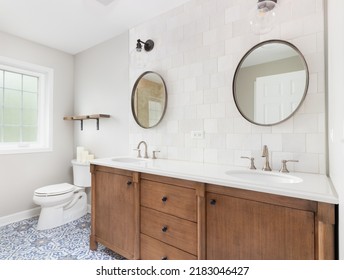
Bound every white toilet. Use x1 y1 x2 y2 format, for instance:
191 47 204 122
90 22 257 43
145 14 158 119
33 160 91 230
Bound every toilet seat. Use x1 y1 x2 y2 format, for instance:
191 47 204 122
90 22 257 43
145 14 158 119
34 183 75 197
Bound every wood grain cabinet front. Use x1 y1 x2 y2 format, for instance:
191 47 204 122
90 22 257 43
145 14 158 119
140 234 197 260
141 207 197 255
90 165 140 260
206 184 336 260
139 174 205 260
140 179 197 221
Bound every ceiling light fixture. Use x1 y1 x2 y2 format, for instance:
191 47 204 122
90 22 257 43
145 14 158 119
135 39 155 52
249 0 279 35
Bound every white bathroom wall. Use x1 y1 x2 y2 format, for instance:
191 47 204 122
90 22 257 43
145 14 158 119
327 0 344 259
0 31 74 218
74 32 129 159
129 0 326 174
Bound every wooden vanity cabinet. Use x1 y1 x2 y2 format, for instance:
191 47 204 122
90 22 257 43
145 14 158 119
89 164 335 260
90 165 140 259
206 184 336 260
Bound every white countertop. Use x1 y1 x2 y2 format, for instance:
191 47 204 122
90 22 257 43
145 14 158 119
90 156 339 204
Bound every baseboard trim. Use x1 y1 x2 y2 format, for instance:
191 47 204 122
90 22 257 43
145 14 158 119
1 205 91 228
0 207 41 227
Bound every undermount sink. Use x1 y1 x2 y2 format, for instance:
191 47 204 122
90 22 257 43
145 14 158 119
111 157 148 163
225 170 303 184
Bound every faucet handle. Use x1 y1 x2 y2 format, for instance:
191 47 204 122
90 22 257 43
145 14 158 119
152 150 160 159
279 160 299 173
241 156 256 170
133 148 142 158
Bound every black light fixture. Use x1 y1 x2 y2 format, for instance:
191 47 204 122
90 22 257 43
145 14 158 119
130 39 155 68
136 39 154 52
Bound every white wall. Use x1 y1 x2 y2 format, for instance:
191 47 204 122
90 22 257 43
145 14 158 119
129 0 326 174
327 0 344 259
0 31 74 218
74 32 129 159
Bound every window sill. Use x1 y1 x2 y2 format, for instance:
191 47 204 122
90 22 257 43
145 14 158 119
0 146 52 155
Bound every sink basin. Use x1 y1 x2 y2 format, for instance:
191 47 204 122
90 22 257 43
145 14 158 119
111 157 147 163
225 170 303 184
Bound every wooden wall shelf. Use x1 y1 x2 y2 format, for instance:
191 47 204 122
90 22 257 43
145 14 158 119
63 114 110 130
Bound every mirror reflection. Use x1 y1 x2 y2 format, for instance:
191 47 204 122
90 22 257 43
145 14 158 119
233 40 309 126
131 71 167 128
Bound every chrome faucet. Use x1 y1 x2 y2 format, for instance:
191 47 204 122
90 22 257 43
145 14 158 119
135 141 149 158
261 145 272 171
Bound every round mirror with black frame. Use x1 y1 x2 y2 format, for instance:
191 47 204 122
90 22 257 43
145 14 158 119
232 39 309 126
131 71 167 129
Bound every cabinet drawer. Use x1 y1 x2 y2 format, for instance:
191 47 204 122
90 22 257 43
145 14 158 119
140 179 196 221
140 234 197 260
141 207 197 255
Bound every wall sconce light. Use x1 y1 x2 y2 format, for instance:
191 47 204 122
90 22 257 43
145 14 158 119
249 0 279 35
136 39 154 52
130 39 155 68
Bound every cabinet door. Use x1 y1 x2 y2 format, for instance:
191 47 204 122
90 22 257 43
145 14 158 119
206 192 315 260
94 171 135 258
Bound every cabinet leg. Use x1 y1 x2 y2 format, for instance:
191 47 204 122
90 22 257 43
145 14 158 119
90 235 98 250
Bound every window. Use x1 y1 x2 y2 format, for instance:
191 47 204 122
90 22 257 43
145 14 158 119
0 57 53 154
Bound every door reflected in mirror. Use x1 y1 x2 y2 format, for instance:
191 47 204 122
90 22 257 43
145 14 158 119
233 40 309 126
131 71 167 128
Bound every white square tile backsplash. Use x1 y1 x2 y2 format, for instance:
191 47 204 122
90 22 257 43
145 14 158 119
129 0 326 174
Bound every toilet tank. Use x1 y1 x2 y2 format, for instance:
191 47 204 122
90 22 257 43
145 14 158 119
71 160 91 187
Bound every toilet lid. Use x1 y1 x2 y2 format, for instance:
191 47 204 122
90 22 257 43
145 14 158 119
34 183 75 196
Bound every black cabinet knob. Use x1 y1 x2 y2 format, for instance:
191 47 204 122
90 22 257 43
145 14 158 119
210 199 216 205
161 196 168 202
127 181 132 186
161 225 168 232
161 256 168 260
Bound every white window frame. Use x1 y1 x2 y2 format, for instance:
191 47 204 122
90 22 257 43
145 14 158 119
0 56 53 154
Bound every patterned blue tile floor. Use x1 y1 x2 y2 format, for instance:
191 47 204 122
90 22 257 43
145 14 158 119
0 214 125 260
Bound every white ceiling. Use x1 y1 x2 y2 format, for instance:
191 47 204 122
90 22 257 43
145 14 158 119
0 0 191 54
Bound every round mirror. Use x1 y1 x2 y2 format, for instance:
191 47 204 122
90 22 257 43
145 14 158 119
131 71 167 128
233 40 309 126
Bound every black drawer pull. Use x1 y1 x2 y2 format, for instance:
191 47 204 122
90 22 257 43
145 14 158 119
161 196 168 202
210 199 216 205
161 256 168 260
127 180 132 186
161 225 168 232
